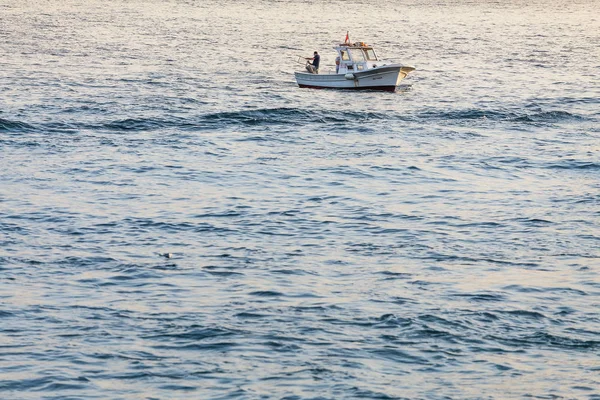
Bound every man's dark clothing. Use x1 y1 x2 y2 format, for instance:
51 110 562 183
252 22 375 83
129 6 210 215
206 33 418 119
312 54 320 70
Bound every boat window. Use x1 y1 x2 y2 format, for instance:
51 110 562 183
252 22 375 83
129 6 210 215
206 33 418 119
364 48 377 61
340 50 350 61
348 48 365 61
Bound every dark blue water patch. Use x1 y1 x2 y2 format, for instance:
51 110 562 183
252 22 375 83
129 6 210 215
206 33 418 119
4 210 78 224
263 340 303 352
94 371 186 382
564 327 600 339
235 312 270 319
0 221 30 235
502 310 548 320
551 96 600 105
502 285 545 293
0 118 34 132
248 290 284 297
201 107 313 126
159 384 197 391
39 121 82 134
489 331 600 350
450 293 506 302
270 268 313 276
193 211 243 218
437 129 486 139
512 217 554 226
204 269 244 277
546 160 600 171
35 382 90 392
418 253 541 268
511 110 586 123
575 234 600 244
569 194 600 205
346 387 410 400
107 269 164 282
418 315 471 331
377 271 413 280
453 221 504 228
98 117 186 132
386 297 417 306
152 341 239 351
479 156 533 169
142 326 239 341
468 344 524 354
546 287 588 296
373 314 413 329
415 107 587 126
368 347 430 365
52 255 120 269
417 108 511 121
0 376 89 392
121 217 235 234
406 327 462 344
326 165 375 179
503 285 588 296
88 350 164 362
199 107 389 127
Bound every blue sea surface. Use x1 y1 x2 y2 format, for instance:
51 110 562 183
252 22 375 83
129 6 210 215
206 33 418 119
1 0 599 398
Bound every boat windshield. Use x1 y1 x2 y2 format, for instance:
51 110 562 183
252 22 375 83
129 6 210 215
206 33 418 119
364 48 377 61
348 48 365 61
340 50 350 61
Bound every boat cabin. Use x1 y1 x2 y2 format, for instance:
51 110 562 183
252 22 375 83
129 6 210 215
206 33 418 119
335 42 380 74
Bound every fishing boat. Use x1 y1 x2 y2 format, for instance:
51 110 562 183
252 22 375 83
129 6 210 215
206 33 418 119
295 35 415 92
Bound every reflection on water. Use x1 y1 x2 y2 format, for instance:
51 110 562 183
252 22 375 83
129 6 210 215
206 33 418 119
1 0 599 398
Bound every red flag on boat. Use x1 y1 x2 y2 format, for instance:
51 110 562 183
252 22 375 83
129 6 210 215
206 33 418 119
345 31 349 43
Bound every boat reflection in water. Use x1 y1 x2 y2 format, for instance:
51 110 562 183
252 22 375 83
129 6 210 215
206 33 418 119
295 37 415 92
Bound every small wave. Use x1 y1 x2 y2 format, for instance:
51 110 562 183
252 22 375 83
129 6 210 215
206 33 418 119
378 271 412 280
503 310 547 319
122 217 233 233
204 269 244 277
415 108 585 124
201 107 313 126
418 108 509 121
369 347 430 365
153 342 239 351
193 211 242 218
511 110 585 123
512 217 554 226
17 106 583 134
199 107 387 127
248 290 284 297
491 332 600 350
0 376 88 392
0 118 34 132
143 327 238 341
554 96 600 105
451 293 506 302
235 312 269 318
546 161 600 170
271 268 312 275
374 314 413 328
101 117 183 131
349 387 402 400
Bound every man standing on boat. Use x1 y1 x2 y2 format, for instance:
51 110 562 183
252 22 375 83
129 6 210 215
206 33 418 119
305 51 320 74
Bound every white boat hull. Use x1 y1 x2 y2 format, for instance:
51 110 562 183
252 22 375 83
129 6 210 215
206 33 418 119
295 64 414 92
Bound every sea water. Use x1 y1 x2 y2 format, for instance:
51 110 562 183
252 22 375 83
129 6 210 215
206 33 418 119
1 0 599 398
